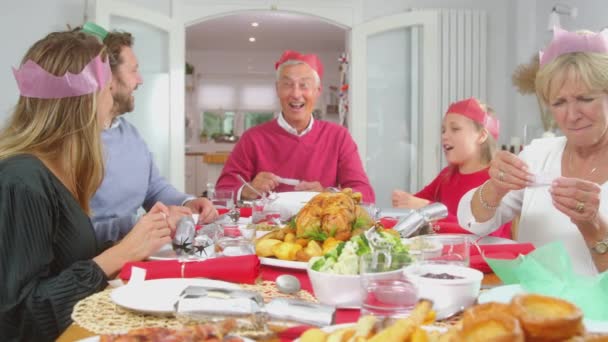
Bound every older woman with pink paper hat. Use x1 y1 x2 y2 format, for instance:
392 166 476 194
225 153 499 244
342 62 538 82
458 28 608 275
216 50 374 202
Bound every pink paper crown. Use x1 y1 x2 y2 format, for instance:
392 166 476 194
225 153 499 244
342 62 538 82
275 50 324 80
539 27 608 67
446 98 500 140
12 54 111 99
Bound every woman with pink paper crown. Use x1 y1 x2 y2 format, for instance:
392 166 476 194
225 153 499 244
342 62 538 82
458 28 608 275
392 98 511 238
215 50 375 203
0 30 173 340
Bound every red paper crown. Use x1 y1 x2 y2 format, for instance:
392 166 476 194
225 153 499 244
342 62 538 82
275 50 324 80
446 98 500 140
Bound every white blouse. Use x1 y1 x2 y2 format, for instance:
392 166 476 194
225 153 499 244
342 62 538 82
458 136 607 276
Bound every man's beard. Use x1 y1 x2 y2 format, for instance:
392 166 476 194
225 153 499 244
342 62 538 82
112 90 134 115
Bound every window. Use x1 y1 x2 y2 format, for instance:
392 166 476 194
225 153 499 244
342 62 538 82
244 112 274 130
201 111 274 139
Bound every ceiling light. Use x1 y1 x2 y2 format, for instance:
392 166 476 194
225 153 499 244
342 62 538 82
251 22 259 27
249 37 256 42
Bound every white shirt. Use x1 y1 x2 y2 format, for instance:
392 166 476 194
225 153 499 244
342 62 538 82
277 112 314 137
457 136 606 276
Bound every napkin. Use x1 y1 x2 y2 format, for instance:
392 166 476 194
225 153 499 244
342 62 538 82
435 221 473 234
486 241 608 320
119 255 260 284
469 243 535 273
217 207 252 218
379 217 398 228
278 325 313 342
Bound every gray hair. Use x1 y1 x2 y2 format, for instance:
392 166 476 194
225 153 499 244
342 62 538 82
276 59 321 86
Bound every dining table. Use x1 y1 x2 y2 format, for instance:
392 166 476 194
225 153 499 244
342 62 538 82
56 263 502 342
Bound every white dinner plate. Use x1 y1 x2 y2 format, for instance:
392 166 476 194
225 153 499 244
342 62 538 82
260 257 308 270
438 234 517 245
293 322 446 341
148 243 179 260
149 217 258 261
110 278 240 315
148 243 219 261
478 284 608 333
266 191 319 218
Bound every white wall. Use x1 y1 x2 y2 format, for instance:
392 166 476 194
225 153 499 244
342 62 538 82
186 49 342 115
0 0 85 125
363 0 517 146
1 0 606 145
513 0 608 144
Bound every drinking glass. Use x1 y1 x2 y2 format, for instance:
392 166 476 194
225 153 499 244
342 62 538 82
210 190 234 210
251 199 281 224
359 252 417 318
214 223 256 257
415 234 470 266
221 223 256 241
190 223 223 259
215 237 256 257
360 202 379 221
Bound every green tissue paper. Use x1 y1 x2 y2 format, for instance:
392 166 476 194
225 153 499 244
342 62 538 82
486 241 608 320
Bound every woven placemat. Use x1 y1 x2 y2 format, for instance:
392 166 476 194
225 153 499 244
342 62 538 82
71 280 316 335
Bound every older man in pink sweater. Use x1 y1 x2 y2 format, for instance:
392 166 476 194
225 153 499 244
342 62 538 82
216 50 375 202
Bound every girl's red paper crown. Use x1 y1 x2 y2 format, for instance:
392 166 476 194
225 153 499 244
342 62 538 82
446 98 500 140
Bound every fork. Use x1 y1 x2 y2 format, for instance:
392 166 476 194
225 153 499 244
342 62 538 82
364 225 393 268
236 174 278 202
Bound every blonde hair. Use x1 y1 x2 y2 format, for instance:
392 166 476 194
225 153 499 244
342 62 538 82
473 102 497 164
536 31 608 105
0 31 107 213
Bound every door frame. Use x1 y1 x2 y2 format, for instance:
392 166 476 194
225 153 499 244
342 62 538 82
94 0 186 189
350 10 441 187
94 1 441 191
94 0 359 191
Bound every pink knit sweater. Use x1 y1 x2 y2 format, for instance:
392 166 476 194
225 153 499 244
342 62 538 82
216 119 375 202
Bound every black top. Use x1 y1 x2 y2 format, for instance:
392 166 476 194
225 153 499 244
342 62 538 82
0 155 108 341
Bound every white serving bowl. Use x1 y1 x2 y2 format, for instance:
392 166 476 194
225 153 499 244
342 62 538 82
307 268 363 307
403 264 483 319
402 236 443 260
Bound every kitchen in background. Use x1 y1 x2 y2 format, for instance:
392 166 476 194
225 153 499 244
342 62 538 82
184 11 346 196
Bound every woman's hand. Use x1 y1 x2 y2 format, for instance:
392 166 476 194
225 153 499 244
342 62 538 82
550 177 602 225
117 202 172 261
550 177 608 257
93 202 171 276
391 190 430 209
167 205 193 232
488 150 533 193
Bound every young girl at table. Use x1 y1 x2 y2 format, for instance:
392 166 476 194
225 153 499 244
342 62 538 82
0 30 173 341
391 98 511 238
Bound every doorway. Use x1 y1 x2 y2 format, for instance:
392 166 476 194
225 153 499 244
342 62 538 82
183 11 348 196
94 2 441 207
